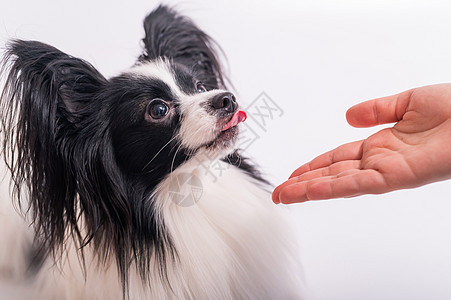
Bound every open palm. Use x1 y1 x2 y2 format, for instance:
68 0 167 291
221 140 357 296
273 84 451 204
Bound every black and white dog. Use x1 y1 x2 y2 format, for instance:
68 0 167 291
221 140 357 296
0 5 304 299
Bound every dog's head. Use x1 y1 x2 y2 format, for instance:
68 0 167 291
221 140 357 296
109 59 246 182
0 5 248 289
108 5 248 181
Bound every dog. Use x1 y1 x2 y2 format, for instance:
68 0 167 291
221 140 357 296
0 5 304 299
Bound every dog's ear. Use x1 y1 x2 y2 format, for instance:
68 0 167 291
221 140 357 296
0 39 108 256
140 5 226 90
2 40 107 123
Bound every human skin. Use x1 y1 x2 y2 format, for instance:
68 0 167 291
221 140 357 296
273 83 451 204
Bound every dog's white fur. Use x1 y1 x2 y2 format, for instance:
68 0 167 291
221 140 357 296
0 159 304 299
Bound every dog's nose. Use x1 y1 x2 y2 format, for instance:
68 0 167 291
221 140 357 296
211 92 237 113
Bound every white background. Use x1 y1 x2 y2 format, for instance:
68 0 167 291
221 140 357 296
1 0 451 299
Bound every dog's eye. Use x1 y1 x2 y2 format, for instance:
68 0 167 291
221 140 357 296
148 100 169 119
196 82 207 93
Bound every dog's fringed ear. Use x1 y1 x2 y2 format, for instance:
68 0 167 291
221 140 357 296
140 5 227 90
0 40 108 258
2 40 107 122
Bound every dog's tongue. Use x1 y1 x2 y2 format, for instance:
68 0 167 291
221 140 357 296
221 110 247 131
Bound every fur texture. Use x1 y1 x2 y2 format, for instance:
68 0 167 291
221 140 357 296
0 5 305 299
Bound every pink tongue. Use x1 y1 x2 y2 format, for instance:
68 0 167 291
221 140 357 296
221 110 247 131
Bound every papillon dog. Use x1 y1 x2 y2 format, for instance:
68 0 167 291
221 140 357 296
0 5 304 299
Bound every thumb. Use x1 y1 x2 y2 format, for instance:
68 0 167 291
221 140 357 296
346 89 413 128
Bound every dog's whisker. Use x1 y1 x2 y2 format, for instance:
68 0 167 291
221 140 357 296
142 136 178 171
170 143 183 174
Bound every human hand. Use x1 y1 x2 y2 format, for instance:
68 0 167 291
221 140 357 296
272 83 451 204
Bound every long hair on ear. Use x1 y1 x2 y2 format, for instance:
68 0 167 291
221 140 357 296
140 5 229 90
0 40 109 256
0 40 174 294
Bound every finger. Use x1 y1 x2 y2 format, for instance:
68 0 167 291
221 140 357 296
278 169 388 204
273 160 361 204
346 88 413 128
289 140 364 178
293 160 361 182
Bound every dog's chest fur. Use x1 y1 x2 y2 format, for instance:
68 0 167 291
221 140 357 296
0 160 303 299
